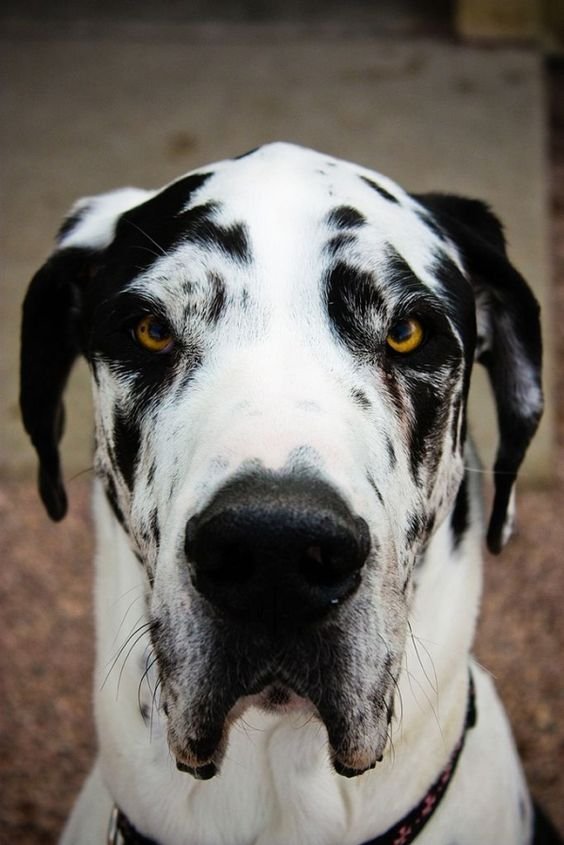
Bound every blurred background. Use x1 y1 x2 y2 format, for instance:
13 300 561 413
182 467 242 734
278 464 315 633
1 1 563 841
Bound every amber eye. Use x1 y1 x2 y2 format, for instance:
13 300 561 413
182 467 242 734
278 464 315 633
386 318 424 354
134 314 174 353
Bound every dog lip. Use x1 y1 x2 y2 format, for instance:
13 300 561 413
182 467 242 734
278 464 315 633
168 683 388 779
176 760 218 780
333 758 378 778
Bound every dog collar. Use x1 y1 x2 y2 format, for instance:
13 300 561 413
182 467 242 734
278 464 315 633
108 675 476 845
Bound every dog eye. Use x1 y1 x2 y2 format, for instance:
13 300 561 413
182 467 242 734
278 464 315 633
134 314 174 354
386 318 424 354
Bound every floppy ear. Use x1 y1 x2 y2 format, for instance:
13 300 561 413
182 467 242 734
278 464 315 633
20 246 97 520
20 187 151 520
414 193 543 554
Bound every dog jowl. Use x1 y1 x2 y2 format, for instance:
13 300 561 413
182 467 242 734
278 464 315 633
21 143 552 845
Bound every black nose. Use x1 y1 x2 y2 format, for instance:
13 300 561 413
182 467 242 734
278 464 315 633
185 472 371 626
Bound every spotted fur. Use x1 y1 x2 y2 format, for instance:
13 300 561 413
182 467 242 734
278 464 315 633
20 143 549 845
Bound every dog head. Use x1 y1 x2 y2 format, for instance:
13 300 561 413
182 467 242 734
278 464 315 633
20 143 542 776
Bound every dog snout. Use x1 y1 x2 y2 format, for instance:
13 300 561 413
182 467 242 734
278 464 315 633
185 473 371 625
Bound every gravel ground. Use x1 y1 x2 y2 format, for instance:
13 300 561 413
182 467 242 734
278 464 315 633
1 58 563 845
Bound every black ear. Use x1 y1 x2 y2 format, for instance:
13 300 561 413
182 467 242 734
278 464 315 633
20 247 95 520
414 193 543 554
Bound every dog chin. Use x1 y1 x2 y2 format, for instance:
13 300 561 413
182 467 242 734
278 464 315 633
170 684 385 780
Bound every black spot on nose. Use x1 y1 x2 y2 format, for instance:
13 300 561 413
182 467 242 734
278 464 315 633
185 472 371 628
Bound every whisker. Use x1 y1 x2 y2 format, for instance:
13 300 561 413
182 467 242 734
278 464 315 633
138 652 160 722
408 621 439 698
116 624 154 701
111 589 145 648
131 245 167 261
100 618 153 691
402 659 444 743
68 466 95 482
122 218 167 256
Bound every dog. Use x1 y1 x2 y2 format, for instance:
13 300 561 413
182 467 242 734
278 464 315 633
20 142 560 845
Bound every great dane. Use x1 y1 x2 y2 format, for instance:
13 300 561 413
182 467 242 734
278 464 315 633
20 143 559 844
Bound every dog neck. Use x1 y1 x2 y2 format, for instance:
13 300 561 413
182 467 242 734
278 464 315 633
92 477 482 845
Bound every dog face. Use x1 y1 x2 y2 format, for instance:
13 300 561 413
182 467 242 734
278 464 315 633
20 143 542 778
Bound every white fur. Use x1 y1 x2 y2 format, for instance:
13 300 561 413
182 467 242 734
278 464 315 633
56 144 533 844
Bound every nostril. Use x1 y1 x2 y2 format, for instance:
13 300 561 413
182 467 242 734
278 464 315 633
185 526 256 588
300 541 357 588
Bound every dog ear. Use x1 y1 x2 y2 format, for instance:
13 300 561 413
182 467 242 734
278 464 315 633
20 246 97 520
413 193 543 554
20 188 151 520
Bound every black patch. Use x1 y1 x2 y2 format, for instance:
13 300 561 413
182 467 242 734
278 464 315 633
207 273 226 323
113 411 141 489
361 176 399 204
327 205 367 230
104 473 128 532
79 173 219 365
116 172 212 266
361 250 468 482
98 174 251 296
430 254 477 376
325 233 357 258
212 217 250 263
326 262 386 352
150 509 161 547
174 202 251 264
351 388 371 410
381 367 405 420
406 512 424 546
366 473 384 505
385 435 397 469
86 297 176 396
385 250 471 371
57 204 92 243
450 392 463 453
87 282 207 407
406 378 444 481
327 250 466 382
450 475 469 550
